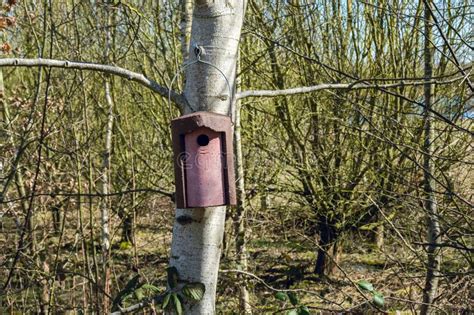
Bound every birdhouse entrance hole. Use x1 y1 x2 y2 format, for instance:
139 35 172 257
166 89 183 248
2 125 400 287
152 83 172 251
197 134 209 146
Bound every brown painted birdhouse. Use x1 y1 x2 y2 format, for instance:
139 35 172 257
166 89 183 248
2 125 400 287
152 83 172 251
171 112 236 208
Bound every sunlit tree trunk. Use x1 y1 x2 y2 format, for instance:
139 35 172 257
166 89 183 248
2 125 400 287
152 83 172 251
180 0 193 63
234 57 252 313
101 3 114 312
168 1 246 313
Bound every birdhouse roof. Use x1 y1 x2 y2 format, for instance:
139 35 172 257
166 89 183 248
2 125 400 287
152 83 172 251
171 111 232 134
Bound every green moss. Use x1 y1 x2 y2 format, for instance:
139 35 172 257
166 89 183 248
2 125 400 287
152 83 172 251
356 253 386 267
119 241 133 250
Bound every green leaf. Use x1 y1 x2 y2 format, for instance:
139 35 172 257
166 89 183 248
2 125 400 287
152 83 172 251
373 293 384 307
359 222 380 231
167 266 179 289
286 309 298 315
120 292 134 305
162 293 171 309
288 292 299 306
134 288 144 301
172 293 183 315
182 282 205 301
275 292 289 301
141 283 160 294
357 280 374 292
298 305 310 315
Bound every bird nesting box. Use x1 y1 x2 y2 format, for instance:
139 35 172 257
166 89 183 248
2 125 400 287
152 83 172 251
171 112 236 208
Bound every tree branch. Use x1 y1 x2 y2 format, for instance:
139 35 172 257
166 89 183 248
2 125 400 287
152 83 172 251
0 58 186 109
0 188 174 204
236 76 464 99
237 76 473 136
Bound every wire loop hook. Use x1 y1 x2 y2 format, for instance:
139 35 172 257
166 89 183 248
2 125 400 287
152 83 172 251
168 45 233 117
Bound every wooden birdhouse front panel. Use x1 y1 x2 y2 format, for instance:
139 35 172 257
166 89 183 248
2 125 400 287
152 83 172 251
184 127 226 207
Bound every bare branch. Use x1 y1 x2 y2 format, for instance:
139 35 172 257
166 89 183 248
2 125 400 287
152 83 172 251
237 76 473 136
236 76 464 99
0 188 174 206
0 58 186 108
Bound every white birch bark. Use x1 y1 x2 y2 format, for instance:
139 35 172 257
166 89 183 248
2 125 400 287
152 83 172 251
180 0 193 63
169 1 246 314
101 4 113 312
182 0 246 115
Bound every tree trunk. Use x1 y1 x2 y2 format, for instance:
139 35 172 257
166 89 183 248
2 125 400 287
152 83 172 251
100 4 114 312
314 218 339 276
369 211 384 251
234 71 252 313
374 223 384 250
51 202 62 236
421 1 441 313
168 1 246 314
121 213 134 244
180 0 193 63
